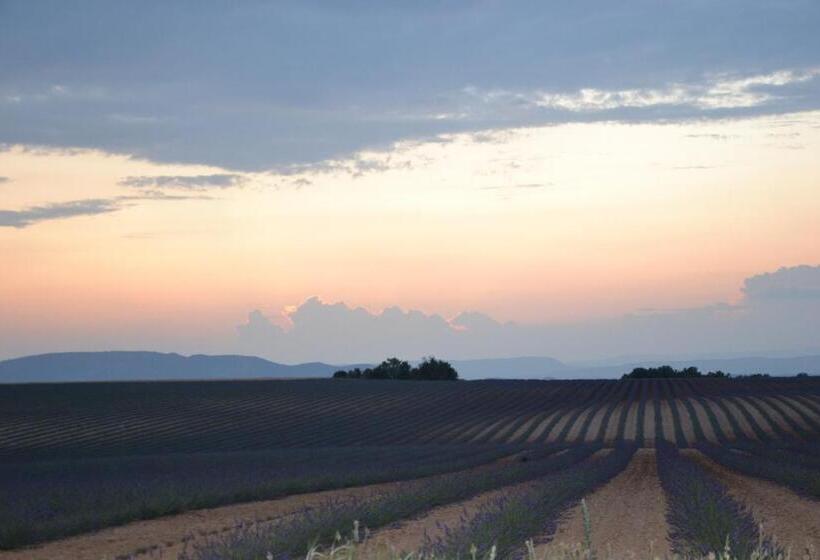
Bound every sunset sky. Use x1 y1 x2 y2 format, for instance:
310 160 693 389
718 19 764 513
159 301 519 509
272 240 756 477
1 2 819 362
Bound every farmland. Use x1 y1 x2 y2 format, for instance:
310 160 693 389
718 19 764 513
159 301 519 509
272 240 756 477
1 377 819 559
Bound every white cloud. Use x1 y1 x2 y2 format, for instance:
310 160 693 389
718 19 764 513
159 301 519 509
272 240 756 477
464 68 820 114
235 266 820 363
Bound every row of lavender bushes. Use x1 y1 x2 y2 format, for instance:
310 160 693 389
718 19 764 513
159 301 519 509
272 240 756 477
0 444 521 550
179 444 602 560
425 444 637 559
655 442 781 559
696 440 820 498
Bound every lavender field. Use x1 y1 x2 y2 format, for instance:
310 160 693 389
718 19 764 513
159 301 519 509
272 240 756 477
1 378 818 559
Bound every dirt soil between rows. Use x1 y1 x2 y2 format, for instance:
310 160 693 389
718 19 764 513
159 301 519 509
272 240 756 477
684 449 820 556
0 455 523 560
361 449 608 557
536 448 671 559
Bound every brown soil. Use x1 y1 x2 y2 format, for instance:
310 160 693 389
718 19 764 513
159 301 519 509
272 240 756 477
623 401 639 442
659 401 676 443
528 410 560 442
361 482 531 556
491 415 527 442
703 397 737 440
536 449 671 559
508 413 540 442
643 402 657 446
363 449 612 557
736 397 778 436
684 450 820 556
469 417 506 442
584 406 610 442
767 397 812 430
545 411 573 443
721 399 759 439
672 400 695 445
746 397 798 436
565 408 593 442
0 483 390 560
688 398 717 442
603 403 625 443
0 456 521 560
780 396 820 424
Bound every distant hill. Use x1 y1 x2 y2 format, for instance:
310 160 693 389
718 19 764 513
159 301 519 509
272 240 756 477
0 351 352 383
2 351 818 383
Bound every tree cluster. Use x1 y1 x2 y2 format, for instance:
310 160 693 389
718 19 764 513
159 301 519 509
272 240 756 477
621 365 730 379
333 357 458 381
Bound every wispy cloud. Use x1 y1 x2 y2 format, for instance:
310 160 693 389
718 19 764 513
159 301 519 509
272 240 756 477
0 191 210 229
119 174 246 190
0 199 122 228
466 68 820 115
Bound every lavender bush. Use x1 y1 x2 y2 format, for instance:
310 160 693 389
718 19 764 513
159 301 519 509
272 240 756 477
655 442 780 559
179 445 602 560
425 445 637 559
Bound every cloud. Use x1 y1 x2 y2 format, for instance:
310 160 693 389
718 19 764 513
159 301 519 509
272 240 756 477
0 191 211 228
2 2 819 170
119 174 246 190
743 265 820 301
0 199 122 228
0 176 9 183
235 266 820 363
547 69 820 111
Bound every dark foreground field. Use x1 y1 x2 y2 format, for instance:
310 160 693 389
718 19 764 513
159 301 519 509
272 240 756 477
1 378 819 559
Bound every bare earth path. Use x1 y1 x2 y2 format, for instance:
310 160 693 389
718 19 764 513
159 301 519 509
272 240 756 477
536 449 671 559
0 455 529 560
0 482 395 560
361 481 531 556
362 449 603 557
684 450 820 556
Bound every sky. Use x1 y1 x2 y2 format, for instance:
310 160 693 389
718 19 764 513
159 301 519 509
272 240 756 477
1 1 819 363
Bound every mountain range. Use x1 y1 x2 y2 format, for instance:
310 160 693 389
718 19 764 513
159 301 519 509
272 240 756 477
0 351 817 383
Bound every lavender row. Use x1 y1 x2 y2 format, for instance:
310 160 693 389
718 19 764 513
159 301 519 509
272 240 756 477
656 442 780 559
0 444 519 550
179 444 600 560
425 444 637 559
696 441 820 499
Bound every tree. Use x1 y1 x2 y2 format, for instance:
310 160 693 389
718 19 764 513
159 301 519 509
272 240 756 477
622 365 702 379
330 357 458 381
368 357 412 380
414 356 458 380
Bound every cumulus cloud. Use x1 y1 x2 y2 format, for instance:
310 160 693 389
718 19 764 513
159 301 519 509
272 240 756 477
743 265 820 301
236 266 820 364
0 199 122 228
119 174 246 190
